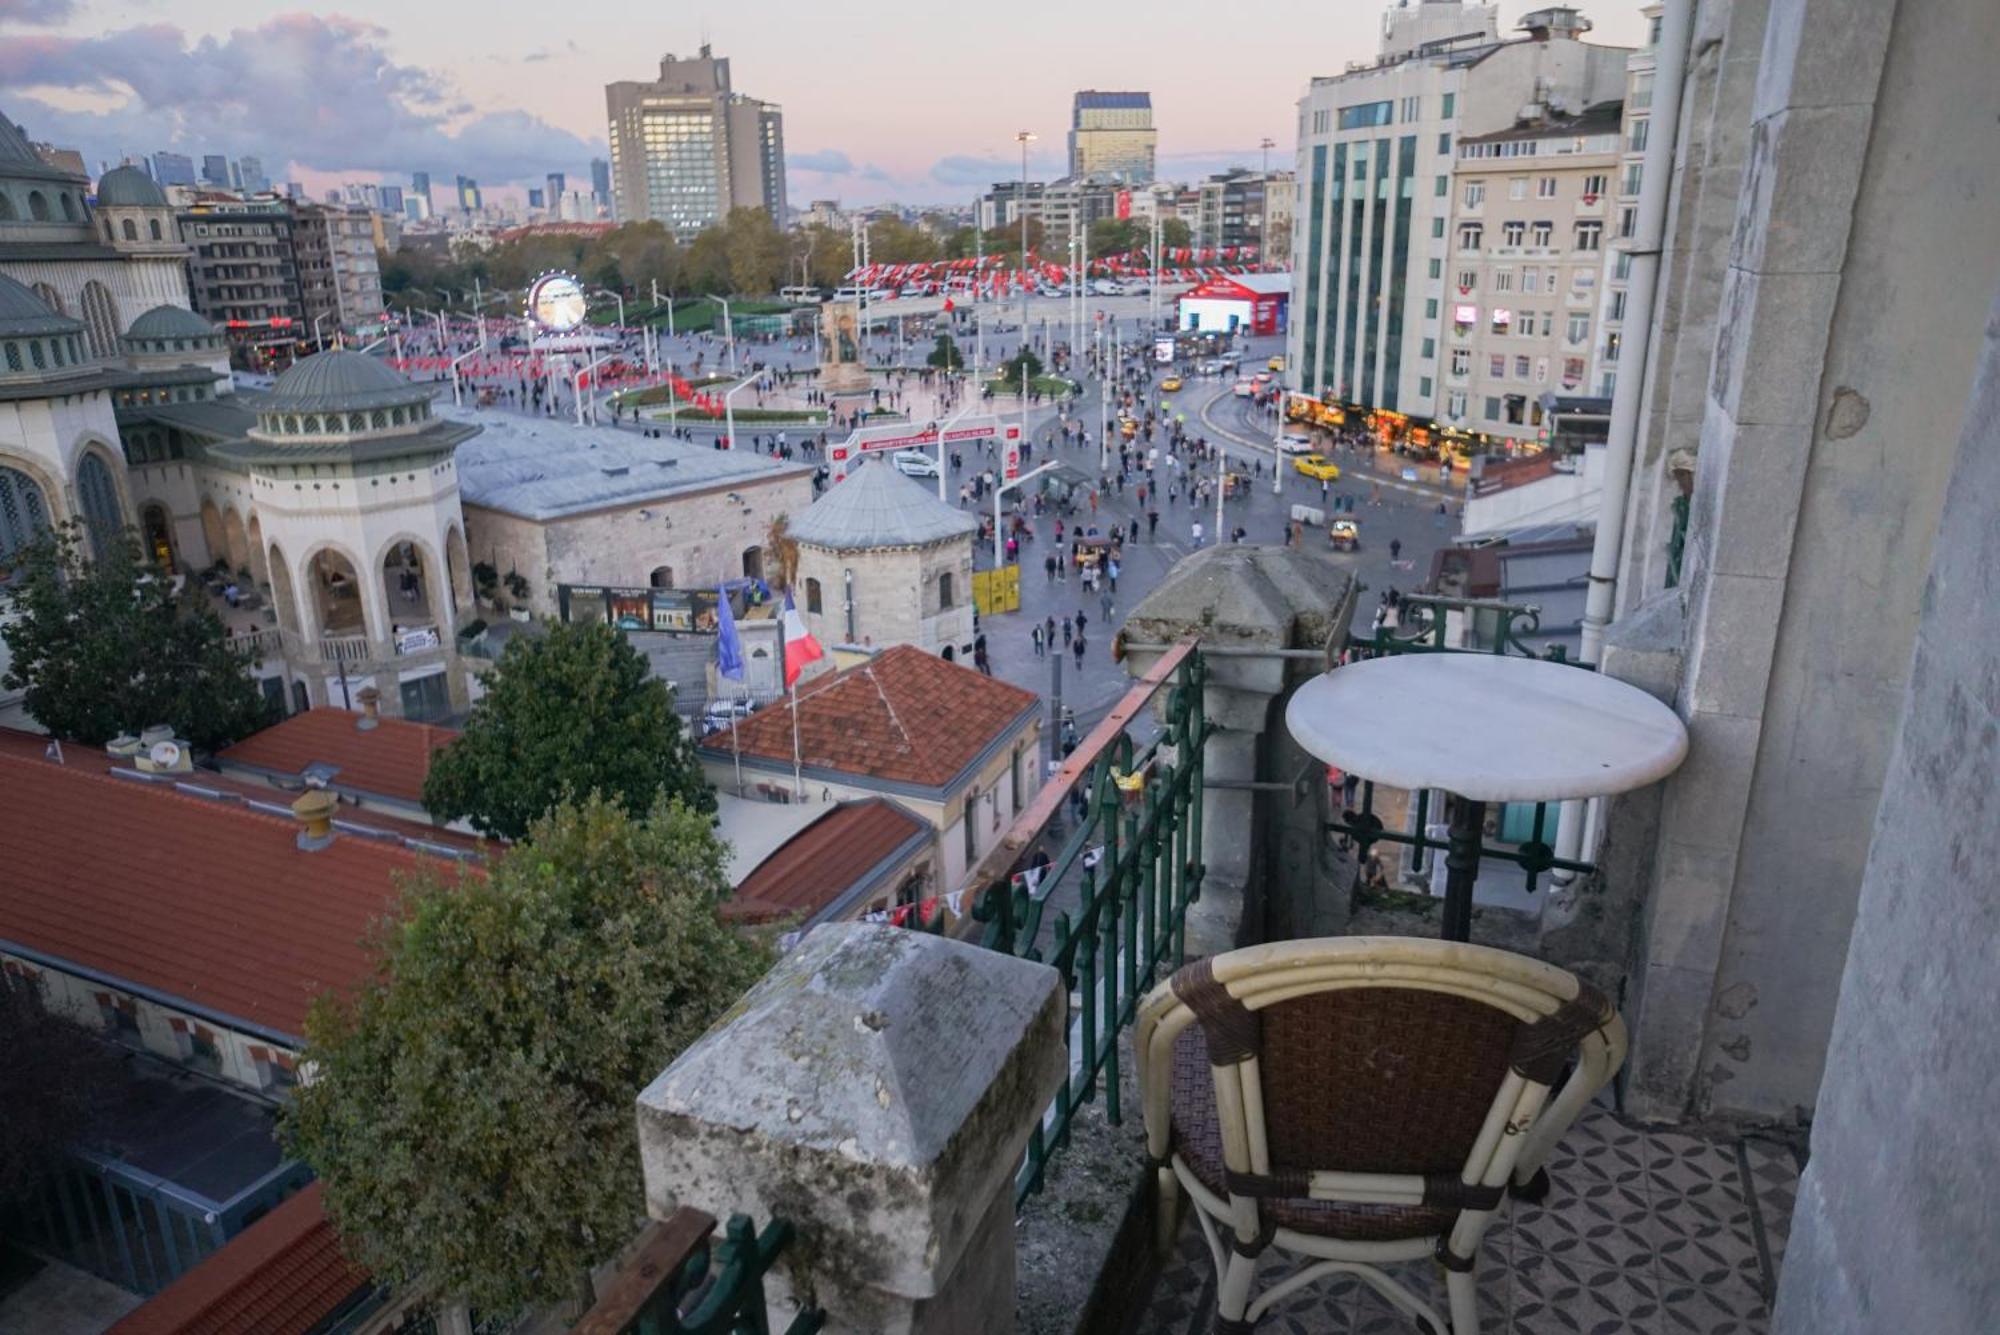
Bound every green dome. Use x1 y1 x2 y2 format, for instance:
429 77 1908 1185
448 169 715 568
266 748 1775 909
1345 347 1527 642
269 350 428 412
125 304 218 342
95 165 169 208
0 272 82 338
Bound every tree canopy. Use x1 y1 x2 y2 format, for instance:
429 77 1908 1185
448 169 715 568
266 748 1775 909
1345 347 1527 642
0 979 116 1210
423 620 713 840
0 523 274 752
283 794 768 1314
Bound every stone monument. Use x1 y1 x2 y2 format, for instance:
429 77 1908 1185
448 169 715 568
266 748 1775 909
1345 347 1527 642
818 300 872 395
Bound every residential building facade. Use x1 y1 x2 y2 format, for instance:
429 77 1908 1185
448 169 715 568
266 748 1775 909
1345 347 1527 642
604 46 787 235
1442 100 1624 446
1068 90 1157 184
1194 169 1292 254
292 202 385 340
175 195 303 366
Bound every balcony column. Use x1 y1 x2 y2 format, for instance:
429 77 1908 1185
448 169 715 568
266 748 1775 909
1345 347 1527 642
635 923 1066 1335
1119 546 1358 952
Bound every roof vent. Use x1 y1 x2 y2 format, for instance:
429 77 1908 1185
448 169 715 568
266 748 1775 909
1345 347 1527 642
302 761 342 787
355 685 380 731
292 789 339 851
107 734 142 760
139 723 175 748
601 465 631 477
136 738 192 773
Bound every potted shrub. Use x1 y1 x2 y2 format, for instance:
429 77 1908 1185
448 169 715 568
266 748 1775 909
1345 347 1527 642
503 569 532 622
472 561 499 610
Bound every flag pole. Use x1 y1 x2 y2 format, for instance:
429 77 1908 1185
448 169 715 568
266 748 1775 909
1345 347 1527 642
789 680 805 799
730 678 744 797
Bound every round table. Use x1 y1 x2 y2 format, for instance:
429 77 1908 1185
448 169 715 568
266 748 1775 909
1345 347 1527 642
1286 653 1689 941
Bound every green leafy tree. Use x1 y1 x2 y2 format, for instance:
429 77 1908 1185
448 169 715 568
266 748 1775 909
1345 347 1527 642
927 333 964 370
1 523 273 751
1160 217 1193 250
423 620 713 838
0 979 116 1209
997 346 1044 386
283 794 769 1314
1089 218 1138 259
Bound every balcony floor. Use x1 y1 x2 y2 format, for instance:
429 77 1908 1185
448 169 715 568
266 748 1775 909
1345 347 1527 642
1126 1093 1800 1335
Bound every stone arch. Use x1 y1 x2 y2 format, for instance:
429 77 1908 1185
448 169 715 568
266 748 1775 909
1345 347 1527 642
0 462 55 581
29 282 61 316
374 532 448 633
148 218 163 241
0 193 15 222
120 217 137 241
649 565 675 589
220 508 250 574
245 513 268 585
197 498 226 568
805 576 823 614
741 545 764 581
938 571 956 611
297 540 371 641
27 190 48 221
445 524 472 617
139 502 176 569
79 282 120 359
267 541 302 638
59 193 76 221
74 451 125 563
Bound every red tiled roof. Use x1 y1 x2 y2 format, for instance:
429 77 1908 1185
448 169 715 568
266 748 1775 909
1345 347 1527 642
217 709 457 806
727 799 930 923
701 645 1037 790
0 744 462 1040
107 1184 370 1335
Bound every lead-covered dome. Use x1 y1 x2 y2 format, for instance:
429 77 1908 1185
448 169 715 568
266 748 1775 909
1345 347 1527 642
95 165 169 209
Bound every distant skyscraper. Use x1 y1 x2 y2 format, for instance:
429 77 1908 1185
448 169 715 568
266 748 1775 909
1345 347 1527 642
1069 91 1157 184
151 152 195 187
604 45 786 234
527 187 546 209
454 175 481 212
411 170 432 205
589 157 611 203
379 184 404 215
237 155 268 193
546 172 566 205
284 182 304 200
201 154 232 188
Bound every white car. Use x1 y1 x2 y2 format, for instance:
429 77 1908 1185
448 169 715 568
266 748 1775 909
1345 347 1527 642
1279 433 1316 456
892 449 940 478
1091 280 1125 296
1233 378 1255 398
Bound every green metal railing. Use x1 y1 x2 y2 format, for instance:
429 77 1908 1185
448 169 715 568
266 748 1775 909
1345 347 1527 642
934 643 1209 1205
1332 594 1595 894
572 1208 822 1335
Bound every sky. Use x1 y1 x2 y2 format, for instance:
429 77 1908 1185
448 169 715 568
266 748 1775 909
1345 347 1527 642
0 0 1648 209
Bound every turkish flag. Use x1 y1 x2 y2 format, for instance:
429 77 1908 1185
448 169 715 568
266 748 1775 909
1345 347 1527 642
943 297 955 312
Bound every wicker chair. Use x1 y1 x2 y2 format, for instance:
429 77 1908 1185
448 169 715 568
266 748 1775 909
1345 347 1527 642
1137 937 1626 1334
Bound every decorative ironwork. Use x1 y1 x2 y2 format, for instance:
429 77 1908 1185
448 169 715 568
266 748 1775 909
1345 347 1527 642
572 1208 822 1335
0 463 51 579
76 452 124 565
1666 492 1690 589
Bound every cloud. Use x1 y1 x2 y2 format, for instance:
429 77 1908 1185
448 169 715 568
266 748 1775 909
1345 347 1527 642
928 151 1061 188
522 49 552 63
0 15 604 186
858 164 894 183
0 0 76 24
789 148 853 175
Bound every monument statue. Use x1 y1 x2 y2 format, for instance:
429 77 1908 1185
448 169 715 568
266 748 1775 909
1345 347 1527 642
819 300 872 395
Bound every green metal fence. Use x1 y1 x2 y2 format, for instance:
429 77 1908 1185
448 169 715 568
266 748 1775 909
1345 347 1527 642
572 1208 822 1335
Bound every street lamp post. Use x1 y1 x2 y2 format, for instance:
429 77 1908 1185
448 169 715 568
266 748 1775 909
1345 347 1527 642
1259 137 1277 264
312 313 332 351
1016 130 1035 363
718 296 736 371
934 403 974 504
723 376 758 451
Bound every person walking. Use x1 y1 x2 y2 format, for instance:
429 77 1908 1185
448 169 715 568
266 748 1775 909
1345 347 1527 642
1032 623 1045 657
1390 537 1403 563
1099 586 1114 623
1062 617 1073 649
1147 508 1160 539
1191 519 1205 549
1044 552 1058 584
1073 629 1087 670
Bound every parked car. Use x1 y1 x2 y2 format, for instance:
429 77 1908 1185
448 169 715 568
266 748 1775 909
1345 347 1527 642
892 449 940 478
1233 378 1255 397
1292 454 1342 482
1160 375 1183 392
1278 433 1316 456
1267 354 1287 372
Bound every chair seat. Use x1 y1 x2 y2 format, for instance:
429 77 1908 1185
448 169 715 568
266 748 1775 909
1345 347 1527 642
1169 1026 1460 1243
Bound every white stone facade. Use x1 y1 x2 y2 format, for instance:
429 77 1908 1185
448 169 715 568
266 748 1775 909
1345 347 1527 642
794 536 975 658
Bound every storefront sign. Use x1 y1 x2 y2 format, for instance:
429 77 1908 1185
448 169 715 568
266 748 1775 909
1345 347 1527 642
558 584 725 635
829 416 1002 466
395 625 441 655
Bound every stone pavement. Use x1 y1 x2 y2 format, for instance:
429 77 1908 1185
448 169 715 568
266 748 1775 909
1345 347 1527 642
1126 1091 1802 1335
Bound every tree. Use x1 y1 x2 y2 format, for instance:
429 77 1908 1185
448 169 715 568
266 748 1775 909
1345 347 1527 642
1 522 274 752
927 333 964 371
0 979 116 1209
997 346 1044 386
1161 217 1193 250
423 620 713 839
283 794 769 1314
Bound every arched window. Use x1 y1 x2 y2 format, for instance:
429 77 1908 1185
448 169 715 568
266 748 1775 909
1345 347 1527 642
29 283 61 315
938 572 955 610
148 218 163 241
29 342 45 370
121 218 137 241
76 453 124 563
805 577 822 614
3 343 18 372
27 191 48 221
649 566 674 589
59 193 76 221
0 466 53 579
49 339 63 368
369 409 387 430
80 282 120 359
0 193 16 222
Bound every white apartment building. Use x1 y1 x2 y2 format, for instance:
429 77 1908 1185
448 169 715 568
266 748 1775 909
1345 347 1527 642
1588 4 1662 399
1290 3 1629 428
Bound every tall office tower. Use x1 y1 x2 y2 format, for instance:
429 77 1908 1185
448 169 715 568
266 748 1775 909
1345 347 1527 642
603 45 787 235
378 184 404 215
546 172 566 207
411 170 432 206
455 176 482 212
200 154 232 188
1068 91 1157 184
151 152 195 187
1288 1 1627 422
237 156 268 193
528 187 546 209
589 157 611 205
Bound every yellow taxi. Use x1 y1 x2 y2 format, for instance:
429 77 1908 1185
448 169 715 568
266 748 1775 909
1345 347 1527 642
1160 375 1183 392
1293 453 1341 482
1267 354 1286 372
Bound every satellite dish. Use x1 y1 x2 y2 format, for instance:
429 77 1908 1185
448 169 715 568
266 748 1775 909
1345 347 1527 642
148 740 183 770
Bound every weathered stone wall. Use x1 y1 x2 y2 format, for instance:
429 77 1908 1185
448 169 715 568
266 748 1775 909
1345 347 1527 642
1770 282 2000 1335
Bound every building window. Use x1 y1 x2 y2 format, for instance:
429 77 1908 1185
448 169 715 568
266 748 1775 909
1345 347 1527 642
1514 355 1531 379
805 577 822 614
1421 337 1435 358
1563 356 1587 386
1431 216 1445 238
1493 269 1513 292
1419 375 1433 397
1574 221 1603 252
1434 175 1448 198
1531 221 1553 247
1441 92 1456 119
1609 290 1628 322
1424 298 1438 319
1437 133 1452 155
1447 390 1467 417
1613 251 1633 281
1491 309 1511 335
1461 180 1484 209
1337 100 1394 130
1522 269 1540 293
1457 223 1483 250
1489 354 1507 379
1428 258 1442 279
963 787 978 861
1484 396 1501 420
938 572 955 611
1567 314 1589 345
1618 207 1637 239
1502 221 1525 246
120 218 137 240
1508 177 1528 201
1537 177 1558 199
1456 269 1477 291
1449 347 1470 375
1604 332 1622 363
1628 118 1650 153
1010 745 1023 810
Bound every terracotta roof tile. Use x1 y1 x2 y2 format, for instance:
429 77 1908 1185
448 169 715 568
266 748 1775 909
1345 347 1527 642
727 799 929 923
107 1184 371 1335
701 645 1036 791
217 709 457 806
0 744 462 1041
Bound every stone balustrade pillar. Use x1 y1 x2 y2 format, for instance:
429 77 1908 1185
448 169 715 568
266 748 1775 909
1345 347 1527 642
635 923 1067 1335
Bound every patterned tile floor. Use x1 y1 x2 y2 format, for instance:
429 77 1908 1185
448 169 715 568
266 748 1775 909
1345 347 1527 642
1126 1095 1804 1335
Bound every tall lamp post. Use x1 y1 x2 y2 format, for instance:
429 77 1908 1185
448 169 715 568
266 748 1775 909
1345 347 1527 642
1016 130 1035 357
723 376 757 451
1259 137 1277 264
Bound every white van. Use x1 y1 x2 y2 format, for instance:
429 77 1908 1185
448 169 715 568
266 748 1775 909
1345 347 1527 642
831 285 868 302
779 285 825 303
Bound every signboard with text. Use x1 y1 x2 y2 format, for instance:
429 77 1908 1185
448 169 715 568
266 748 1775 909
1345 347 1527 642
828 416 1016 479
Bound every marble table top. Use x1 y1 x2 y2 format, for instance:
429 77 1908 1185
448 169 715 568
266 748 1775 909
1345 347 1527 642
1285 653 1689 803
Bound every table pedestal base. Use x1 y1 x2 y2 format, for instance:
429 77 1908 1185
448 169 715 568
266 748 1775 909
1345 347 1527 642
1442 795 1486 943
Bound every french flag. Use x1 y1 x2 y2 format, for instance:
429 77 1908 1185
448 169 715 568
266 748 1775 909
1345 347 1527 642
781 590 824 687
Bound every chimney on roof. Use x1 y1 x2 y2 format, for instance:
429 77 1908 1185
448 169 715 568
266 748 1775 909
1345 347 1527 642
292 789 339 850
355 686 381 731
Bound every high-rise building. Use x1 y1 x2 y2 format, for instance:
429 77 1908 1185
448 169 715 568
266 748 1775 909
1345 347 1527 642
200 154 232 188
546 172 566 207
1068 91 1157 184
292 201 385 337
604 45 787 235
176 196 302 354
527 187 546 209
284 182 303 200
1288 1 1627 421
454 175 481 212
378 184 404 216
151 152 195 188
237 155 269 194
1193 169 1293 252
411 170 432 206
589 157 611 204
